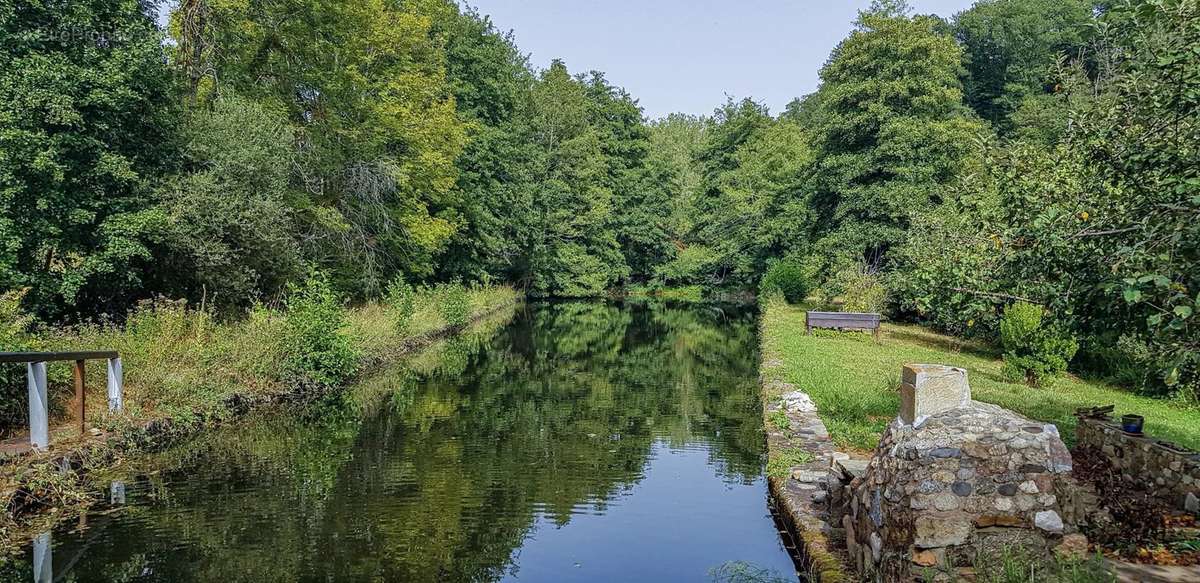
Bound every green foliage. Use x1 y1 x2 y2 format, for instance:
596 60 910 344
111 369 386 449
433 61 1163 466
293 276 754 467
999 302 1078 386
765 448 815 478
766 409 790 431
283 273 360 389
0 0 178 319
385 278 417 333
968 546 1113 583
760 260 811 304
157 95 302 311
829 265 889 314
807 1 989 270
180 0 468 295
709 561 793 583
435 282 471 329
0 289 34 432
953 0 1095 132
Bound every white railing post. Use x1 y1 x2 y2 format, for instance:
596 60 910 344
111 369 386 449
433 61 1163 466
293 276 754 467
110 480 126 505
32 531 51 583
106 357 123 411
26 362 48 450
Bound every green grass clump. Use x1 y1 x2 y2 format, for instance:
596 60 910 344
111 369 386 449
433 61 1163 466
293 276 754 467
760 298 1200 452
765 448 815 478
766 409 790 431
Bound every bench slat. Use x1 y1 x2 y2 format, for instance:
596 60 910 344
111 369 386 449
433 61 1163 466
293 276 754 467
0 351 119 364
806 311 882 341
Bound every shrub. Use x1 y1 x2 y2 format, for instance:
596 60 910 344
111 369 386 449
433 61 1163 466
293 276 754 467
760 260 810 304
999 302 1078 386
283 272 359 389
829 264 888 314
436 282 471 329
385 277 416 332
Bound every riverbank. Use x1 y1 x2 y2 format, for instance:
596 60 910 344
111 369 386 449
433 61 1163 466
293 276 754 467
0 285 520 550
760 299 1200 454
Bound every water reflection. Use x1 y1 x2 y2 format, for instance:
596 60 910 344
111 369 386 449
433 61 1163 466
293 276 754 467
9 300 796 582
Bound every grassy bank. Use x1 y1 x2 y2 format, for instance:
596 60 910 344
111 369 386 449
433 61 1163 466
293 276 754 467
15 284 517 431
760 298 1200 453
0 284 519 545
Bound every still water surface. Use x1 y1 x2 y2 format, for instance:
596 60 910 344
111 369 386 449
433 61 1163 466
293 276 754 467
16 300 797 582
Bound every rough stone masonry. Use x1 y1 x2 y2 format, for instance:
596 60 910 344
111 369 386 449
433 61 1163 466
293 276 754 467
843 364 1085 581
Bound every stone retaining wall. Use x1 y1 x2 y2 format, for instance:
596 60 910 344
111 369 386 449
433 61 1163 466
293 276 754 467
1075 415 1200 514
760 355 853 583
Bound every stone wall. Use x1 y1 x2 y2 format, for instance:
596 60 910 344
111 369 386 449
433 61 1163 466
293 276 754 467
760 355 854 582
843 365 1086 581
1075 414 1200 514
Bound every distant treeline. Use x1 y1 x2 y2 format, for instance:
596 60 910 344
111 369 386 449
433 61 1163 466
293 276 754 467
0 0 1195 396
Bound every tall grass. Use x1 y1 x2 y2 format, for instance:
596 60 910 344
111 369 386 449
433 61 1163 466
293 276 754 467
3 284 518 435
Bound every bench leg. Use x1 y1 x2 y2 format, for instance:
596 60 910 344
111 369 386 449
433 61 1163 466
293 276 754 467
27 362 48 450
873 327 881 343
106 357 123 412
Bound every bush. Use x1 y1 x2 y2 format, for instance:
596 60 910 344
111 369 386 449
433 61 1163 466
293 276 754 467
283 272 359 389
760 260 810 304
385 277 416 332
829 264 888 314
435 282 471 329
1000 302 1078 386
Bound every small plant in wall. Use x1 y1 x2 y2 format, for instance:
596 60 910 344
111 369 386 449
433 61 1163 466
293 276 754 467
999 301 1078 387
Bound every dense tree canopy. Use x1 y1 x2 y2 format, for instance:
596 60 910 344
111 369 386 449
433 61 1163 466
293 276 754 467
1 0 1196 397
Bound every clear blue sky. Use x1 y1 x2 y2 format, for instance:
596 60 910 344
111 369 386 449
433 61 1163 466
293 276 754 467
468 0 977 119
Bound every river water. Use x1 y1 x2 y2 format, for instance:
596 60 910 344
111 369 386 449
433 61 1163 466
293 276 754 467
11 300 798 582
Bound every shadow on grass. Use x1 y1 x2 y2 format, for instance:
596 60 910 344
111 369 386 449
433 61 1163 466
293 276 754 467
885 326 1000 360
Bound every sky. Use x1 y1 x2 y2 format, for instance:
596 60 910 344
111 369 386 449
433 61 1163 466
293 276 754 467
468 0 978 119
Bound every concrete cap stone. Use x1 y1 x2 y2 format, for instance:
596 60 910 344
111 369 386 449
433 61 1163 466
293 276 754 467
899 364 971 426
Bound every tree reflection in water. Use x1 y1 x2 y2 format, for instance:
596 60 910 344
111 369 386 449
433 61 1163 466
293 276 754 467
8 300 796 583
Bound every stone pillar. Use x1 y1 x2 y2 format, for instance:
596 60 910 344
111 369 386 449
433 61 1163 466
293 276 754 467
899 364 970 426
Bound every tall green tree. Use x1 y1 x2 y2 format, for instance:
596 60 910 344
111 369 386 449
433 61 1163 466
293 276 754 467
520 61 627 296
809 0 988 270
954 0 1095 133
432 2 537 283
184 0 468 294
582 72 669 282
0 0 178 319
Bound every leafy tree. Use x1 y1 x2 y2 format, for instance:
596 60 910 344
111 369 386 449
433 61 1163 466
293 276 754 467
582 72 670 282
186 0 468 294
954 0 1095 132
698 117 814 286
432 2 538 283
519 61 628 296
663 98 773 287
153 95 302 311
0 0 178 319
808 0 989 271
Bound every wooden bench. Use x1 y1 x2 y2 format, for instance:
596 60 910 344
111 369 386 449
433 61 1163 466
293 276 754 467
0 350 123 450
805 311 882 341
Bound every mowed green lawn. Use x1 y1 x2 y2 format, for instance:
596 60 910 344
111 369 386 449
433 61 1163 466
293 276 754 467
761 299 1200 453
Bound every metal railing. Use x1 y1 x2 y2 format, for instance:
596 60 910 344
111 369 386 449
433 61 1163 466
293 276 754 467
1 351 123 450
